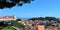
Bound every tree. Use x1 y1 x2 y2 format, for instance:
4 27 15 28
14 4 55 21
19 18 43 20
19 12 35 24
0 21 8 27
28 17 39 21
16 18 21 21
0 0 34 9
45 17 51 21
28 17 45 21
45 17 57 21
38 17 44 21
11 20 26 30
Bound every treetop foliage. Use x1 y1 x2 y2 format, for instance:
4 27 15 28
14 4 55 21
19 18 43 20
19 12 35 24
28 17 59 21
0 0 34 9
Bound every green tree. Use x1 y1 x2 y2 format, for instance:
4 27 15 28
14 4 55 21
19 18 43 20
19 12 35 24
4 26 16 30
16 18 21 21
0 21 8 27
45 17 57 21
28 17 45 21
11 20 26 30
28 17 38 21
38 17 44 21
0 0 34 9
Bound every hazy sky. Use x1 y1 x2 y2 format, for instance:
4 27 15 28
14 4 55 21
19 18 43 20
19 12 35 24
0 0 60 18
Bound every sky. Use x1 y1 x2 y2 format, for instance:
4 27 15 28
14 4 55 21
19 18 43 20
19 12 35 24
0 0 60 18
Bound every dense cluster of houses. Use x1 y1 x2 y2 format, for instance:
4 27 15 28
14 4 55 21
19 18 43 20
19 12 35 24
0 16 60 30
18 19 60 30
